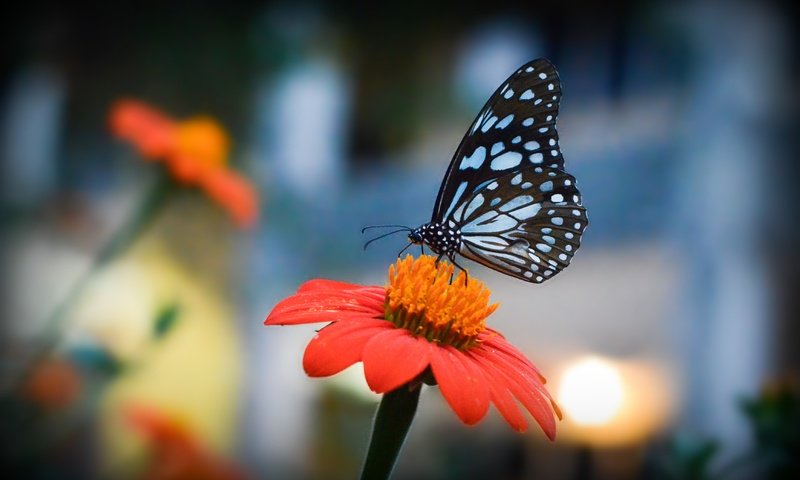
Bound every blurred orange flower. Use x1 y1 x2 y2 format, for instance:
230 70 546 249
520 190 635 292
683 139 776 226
125 404 246 480
109 99 258 228
23 357 81 410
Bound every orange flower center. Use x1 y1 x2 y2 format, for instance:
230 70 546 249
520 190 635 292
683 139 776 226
174 116 230 170
385 255 498 349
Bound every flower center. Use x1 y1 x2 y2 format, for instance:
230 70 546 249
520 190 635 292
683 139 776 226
385 255 498 349
174 116 229 170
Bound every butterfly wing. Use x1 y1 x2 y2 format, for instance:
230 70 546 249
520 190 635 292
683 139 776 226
449 166 587 283
432 58 565 223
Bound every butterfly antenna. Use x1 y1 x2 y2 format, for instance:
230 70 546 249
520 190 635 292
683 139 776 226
363 228 411 250
361 224 412 234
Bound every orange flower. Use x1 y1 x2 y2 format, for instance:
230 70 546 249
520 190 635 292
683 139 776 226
265 255 562 439
22 357 81 410
109 100 177 160
125 404 246 480
109 99 258 229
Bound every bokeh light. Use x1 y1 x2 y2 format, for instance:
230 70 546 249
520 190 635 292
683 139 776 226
558 356 624 427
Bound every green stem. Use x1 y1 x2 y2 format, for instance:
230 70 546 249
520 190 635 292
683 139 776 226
30 173 173 365
360 383 422 480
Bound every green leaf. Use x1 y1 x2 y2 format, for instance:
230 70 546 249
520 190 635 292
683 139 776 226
153 302 181 340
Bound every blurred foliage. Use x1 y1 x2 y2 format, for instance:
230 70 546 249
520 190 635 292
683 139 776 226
738 378 800 479
0 299 186 477
652 378 800 480
653 434 719 480
152 302 181 340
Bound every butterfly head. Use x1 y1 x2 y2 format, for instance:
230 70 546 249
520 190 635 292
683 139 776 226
408 227 424 245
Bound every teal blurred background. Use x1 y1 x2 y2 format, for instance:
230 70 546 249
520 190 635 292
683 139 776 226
1 1 798 479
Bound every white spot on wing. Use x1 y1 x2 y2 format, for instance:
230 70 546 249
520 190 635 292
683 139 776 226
461 213 517 234
481 116 498 132
490 142 505 156
443 181 468 220
510 203 541 220
462 194 485 221
520 89 534 100
499 195 534 213
540 181 553 192
459 146 486 170
490 151 523 170
463 235 509 251
495 114 514 129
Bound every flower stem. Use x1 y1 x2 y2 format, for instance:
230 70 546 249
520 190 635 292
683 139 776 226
360 383 422 480
23 173 173 375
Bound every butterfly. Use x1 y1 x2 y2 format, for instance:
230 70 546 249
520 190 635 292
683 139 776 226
365 58 587 283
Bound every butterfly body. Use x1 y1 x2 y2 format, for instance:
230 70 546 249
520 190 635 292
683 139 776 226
400 58 587 284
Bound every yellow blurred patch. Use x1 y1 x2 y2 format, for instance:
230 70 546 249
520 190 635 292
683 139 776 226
70 237 242 476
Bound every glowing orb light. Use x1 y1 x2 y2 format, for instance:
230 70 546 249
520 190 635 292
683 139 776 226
558 356 624 426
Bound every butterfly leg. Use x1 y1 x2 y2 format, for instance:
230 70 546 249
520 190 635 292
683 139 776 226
449 255 469 285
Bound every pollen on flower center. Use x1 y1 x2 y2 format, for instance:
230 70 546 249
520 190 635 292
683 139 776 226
385 255 498 349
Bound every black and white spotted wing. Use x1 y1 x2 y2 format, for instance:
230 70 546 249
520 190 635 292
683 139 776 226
410 58 587 284
432 58 566 223
449 166 587 283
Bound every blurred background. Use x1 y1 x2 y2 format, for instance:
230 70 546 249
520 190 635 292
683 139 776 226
1 1 798 479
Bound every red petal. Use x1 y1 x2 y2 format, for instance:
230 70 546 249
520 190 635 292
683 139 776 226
298 280 376 293
465 351 528 433
471 345 557 440
362 330 432 393
265 289 383 326
200 170 259 229
109 99 176 160
430 346 490 425
482 341 553 403
480 333 546 382
303 319 393 377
